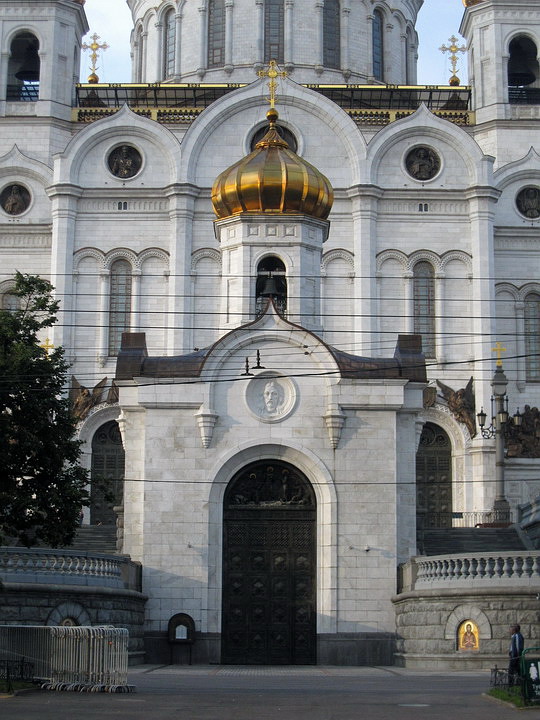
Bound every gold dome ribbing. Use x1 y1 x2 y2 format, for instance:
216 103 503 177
211 109 333 220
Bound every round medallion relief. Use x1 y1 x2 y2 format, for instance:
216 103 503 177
1 183 30 215
107 144 142 179
246 372 297 423
516 186 540 219
405 146 440 181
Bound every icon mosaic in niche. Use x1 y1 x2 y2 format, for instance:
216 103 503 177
1 184 30 215
458 620 479 651
108 144 142 179
516 186 540 219
405 146 440 181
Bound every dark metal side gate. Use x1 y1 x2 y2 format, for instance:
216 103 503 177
222 460 316 665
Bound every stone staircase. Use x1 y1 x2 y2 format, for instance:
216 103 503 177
67 525 118 555
420 526 528 556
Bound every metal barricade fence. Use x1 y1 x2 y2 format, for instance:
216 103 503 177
0 625 134 692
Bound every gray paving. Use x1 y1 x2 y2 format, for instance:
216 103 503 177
2 664 536 720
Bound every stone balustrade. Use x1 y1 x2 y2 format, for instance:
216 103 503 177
399 551 540 593
0 548 141 591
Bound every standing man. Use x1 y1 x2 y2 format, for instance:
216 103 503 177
509 624 525 684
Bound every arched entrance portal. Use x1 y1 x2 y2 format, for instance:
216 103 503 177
222 460 316 665
90 421 124 525
416 422 452 530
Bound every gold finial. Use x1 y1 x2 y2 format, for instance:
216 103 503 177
257 60 287 109
492 341 506 368
40 337 54 355
82 33 109 83
439 35 466 86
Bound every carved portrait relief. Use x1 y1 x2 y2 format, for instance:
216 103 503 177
1 184 30 215
246 373 297 422
405 146 441 181
107 144 142 179
516 186 540 219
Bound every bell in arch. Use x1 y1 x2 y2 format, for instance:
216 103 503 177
13 34 40 83
508 36 538 87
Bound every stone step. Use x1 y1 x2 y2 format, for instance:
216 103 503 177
67 525 118 554
421 527 527 556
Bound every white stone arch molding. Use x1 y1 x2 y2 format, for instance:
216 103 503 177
406 249 443 274
516 281 540 302
494 148 540 185
440 249 472 274
505 29 539 55
178 76 366 185
365 104 491 186
52 105 181 186
191 247 222 272
136 247 170 271
444 605 492 641
74 247 107 272
0 145 52 186
321 248 354 276
104 247 138 270
204 441 338 635
76 404 122 524
495 282 519 303
4 24 45 55
376 248 407 274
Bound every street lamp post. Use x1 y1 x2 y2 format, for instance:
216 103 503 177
491 366 511 522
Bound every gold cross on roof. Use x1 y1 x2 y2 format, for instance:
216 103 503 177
40 337 54 355
439 35 466 84
257 60 287 109
82 33 109 79
492 341 506 367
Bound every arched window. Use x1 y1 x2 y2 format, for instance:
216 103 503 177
163 8 176 79
7 32 40 101
524 292 540 380
256 256 287 316
109 259 132 356
372 10 383 81
1 285 20 312
264 0 284 63
413 261 435 357
323 0 340 69
208 0 225 67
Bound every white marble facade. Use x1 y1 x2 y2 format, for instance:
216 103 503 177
1 0 540 663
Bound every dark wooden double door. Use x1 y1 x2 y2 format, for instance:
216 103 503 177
222 461 316 665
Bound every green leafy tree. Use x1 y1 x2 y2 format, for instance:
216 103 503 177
0 273 88 547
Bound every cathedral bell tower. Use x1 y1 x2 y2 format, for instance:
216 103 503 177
460 0 540 123
211 106 333 334
0 0 88 119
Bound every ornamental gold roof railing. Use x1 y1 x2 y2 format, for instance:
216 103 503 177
73 83 474 127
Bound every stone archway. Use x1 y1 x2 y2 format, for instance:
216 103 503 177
90 420 124 525
221 460 316 665
416 422 452 530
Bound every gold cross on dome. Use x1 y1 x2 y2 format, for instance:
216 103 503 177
439 35 466 84
40 337 54 355
82 33 109 78
257 60 287 109
492 341 506 368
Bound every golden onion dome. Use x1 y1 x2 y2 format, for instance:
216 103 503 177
211 108 333 220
